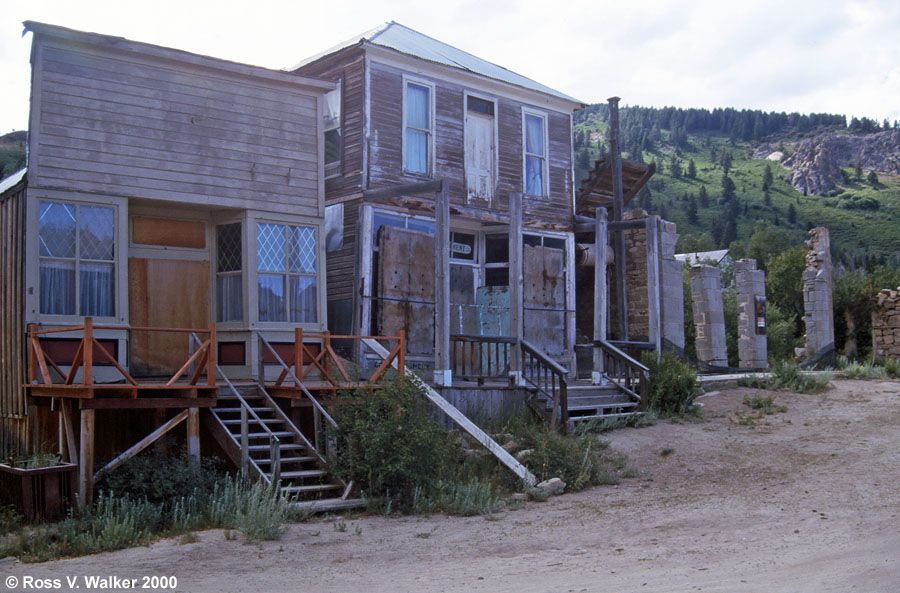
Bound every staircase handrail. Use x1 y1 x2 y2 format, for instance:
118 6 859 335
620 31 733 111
595 338 649 404
191 332 279 483
520 339 569 429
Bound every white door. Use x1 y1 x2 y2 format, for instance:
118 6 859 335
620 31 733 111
466 111 494 203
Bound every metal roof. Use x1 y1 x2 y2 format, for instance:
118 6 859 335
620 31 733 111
0 168 26 195
290 21 584 107
674 250 731 265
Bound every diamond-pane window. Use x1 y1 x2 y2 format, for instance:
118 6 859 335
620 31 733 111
256 222 317 323
217 223 242 273
216 223 243 322
38 201 115 317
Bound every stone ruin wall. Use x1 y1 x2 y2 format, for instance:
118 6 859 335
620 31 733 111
873 288 900 359
799 227 835 359
623 210 650 341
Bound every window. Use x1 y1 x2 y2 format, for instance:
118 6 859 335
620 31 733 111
38 201 115 317
256 223 317 323
324 80 342 178
216 223 243 322
404 80 433 175
484 233 509 286
523 111 547 197
325 203 344 252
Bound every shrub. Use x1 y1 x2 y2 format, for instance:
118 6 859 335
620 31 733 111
435 479 502 517
94 450 225 506
739 361 832 393
841 359 888 379
641 351 701 416
878 357 900 379
327 377 458 511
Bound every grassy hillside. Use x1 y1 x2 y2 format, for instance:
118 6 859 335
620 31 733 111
0 131 26 180
574 108 900 269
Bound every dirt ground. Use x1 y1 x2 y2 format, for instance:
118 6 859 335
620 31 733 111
4 378 900 593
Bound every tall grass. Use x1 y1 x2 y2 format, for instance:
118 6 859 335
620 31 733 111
738 360 832 393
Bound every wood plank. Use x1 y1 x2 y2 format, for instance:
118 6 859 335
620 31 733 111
132 217 206 248
593 208 608 383
78 397 216 410
608 97 628 340
187 408 200 470
79 408 95 508
93 410 189 479
508 192 524 381
434 181 450 384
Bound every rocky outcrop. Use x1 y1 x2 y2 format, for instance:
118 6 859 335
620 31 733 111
782 130 900 195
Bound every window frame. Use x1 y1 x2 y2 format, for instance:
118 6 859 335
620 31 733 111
463 90 499 204
323 78 343 179
28 194 127 325
522 108 549 198
402 76 436 177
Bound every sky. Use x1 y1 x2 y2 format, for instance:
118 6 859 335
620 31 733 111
1 0 898 134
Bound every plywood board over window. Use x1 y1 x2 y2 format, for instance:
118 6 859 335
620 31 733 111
524 244 566 357
132 217 206 249
377 226 434 357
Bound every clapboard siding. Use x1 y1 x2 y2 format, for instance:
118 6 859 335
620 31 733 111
325 200 361 302
292 49 366 197
0 179 26 457
30 40 324 214
366 61 573 220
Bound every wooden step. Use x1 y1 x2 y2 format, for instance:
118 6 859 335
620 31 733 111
569 411 644 422
255 456 315 465
247 443 305 452
220 418 283 425
239 431 294 439
278 469 328 479
568 401 639 412
280 483 342 494
212 407 276 415
291 498 366 513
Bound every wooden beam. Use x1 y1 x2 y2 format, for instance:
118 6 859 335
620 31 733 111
78 397 216 410
363 338 536 486
608 98 628 340
622 161 657 204
508 192 524 384
78 408 95 508
93 410 189 480
593 208 608 384
645 216 662 354
61 399 78 465
82 318 93 386
433 179 451 385
187 407 200 471
363 180 444 201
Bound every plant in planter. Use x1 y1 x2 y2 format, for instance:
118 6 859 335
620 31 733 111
0 452 76 521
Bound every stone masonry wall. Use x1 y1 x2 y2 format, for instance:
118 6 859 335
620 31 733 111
800 227 835 359
690 264 728 366
735 259 767 368
872 288 900 359
623 210 649 341
660 220 684 350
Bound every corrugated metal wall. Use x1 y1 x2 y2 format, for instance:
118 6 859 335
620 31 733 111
0 178 27 457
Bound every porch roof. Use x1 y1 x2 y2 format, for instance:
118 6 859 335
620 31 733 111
575 157 656 216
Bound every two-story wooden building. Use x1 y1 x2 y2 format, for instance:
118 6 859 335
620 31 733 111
292 22 586 386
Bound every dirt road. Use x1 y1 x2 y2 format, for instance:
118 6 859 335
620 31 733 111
5 379 899 592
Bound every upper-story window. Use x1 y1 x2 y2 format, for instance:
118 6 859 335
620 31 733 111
38 200 116 317
404 79 433 176
324 80 342 178
523 110 548 198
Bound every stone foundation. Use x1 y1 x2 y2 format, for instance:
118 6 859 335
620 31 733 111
872 288 900 359
690 264 727 366
735 259 767 368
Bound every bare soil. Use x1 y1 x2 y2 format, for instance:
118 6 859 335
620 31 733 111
5 379 900 592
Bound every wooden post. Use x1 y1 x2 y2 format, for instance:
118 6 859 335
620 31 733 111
323 331 331 382
508 191 524 385
78 408 95 509
645 216 662 356
61 400 77 465
187 407 200 471
207 323 217 386
83 318 93 386
240 404 249 479
434 180 451 386
397 330 405 377
593 208 608 384
28 323 36 384
294 327 303 382
608 98 628 340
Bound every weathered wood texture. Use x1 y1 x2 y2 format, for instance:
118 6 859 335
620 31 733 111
365 62 573 220
128 258 210 376
0 180 26 457
523 245 567 357
29 34 323 216
376 227 435 357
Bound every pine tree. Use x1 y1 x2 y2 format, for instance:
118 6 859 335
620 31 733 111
855 163 863 181
669 156 681 178
868 170 879 186
699 185 709 207
721 151 733 176
721 174 736 201
788 204 797 224
764 186 771 206
763 163 773 188
687 159 697 179
687 196 699 223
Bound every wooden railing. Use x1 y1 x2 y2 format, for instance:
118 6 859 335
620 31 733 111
596 339 649 406
28 318 217 389
521 340 568 430
450 334 514 384
268 329 405 391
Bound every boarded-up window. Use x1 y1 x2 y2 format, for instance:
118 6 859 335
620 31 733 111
132 217 205 249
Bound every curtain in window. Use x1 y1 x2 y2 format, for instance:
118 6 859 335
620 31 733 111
525 115 545 196
258 274 285 322
405 84 429 173
39 261 75 315
289 276 317 323
80 262 115 317
217 275 242 322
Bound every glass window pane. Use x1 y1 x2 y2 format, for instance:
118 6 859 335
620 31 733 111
39 260 75 315
406 218 435 235
525 114 544 156
525 155 543 196
80 262 115 317
325 204 344 252
258 274 286 322
485 267 508 286
373 212 405 236
288 226 316 273
217 274 242 323
289 276 317 323
324 129 342 174
324 82 341 129
405 128 428 173
406 83 429 129
217 223 242 273
38 202 76 258
450 232 475 261
257 223 285 272
79 206 115 261
485 234 509 264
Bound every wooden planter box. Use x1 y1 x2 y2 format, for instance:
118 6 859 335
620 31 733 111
0 462 77 521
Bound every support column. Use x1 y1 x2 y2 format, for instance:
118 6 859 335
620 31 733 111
645 216 661 355
800 227 835 361
592 207 608 384
608 97 628 340
187 408 200 471
433 180 451 386
736 259 768 369
659 220 684 352
509 191 524 385
78 408 95 509
690 264 728 367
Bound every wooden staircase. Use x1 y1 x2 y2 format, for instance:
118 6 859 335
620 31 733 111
205 382 360 510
